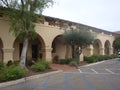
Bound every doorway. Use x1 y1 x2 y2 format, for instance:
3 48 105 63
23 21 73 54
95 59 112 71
32 45 38 59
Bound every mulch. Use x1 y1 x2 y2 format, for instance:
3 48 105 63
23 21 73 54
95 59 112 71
0 61 88 83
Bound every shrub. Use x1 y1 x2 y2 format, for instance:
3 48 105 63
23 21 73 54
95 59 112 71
110 54 117 59
6 60 13 66
97 55 110 61
103 55 110 60
58 58 79 65
31 60 50 72
59 59 67 64
7 60 20 67
40 60 50 69
85 55 98 63
52 55 59 64
0 65 25 82
31 63 46 71
85 55 114 63
12 61 19 66
69 61 78 67
26 57 35 66
0 61 4 70
97 55 104 61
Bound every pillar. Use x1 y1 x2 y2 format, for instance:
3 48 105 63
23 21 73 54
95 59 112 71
65 45 71 58
83 45 93 56
79 53 84 61
3 48 14 63
109 47 113 55
100 48 105 55
43 46 52 62
88 45 94 56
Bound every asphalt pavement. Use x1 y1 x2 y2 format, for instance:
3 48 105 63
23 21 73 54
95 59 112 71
0 58 120 90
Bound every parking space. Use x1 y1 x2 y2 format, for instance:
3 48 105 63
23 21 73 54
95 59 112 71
0 59 120 90
76 68 120 74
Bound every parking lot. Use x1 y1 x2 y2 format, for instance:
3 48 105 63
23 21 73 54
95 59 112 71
0 59 120 90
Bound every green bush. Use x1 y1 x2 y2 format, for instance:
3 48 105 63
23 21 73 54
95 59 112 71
110 54 117 59
31 60 50 72
0 61 4 70
26 57 35 66
40 60 50 69
85 55 98 63
85 55 114 63
59 59 68 64
69 61 78 67
97 55 110 61
0 65 25 82
52 55 59 64
59 58 79 65
97 55 105 61
31 63 46 71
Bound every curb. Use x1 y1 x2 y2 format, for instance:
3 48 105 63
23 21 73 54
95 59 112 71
0 70 62 88
80 60 106 67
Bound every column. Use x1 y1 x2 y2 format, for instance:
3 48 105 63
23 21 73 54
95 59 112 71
84 45 93 56
100 48 105 55
3 48 14 63
65 45 71 58
89 45 94 56
109 47 113 55
43 46 52 62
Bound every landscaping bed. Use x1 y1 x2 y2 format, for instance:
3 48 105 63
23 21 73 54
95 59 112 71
0 59 56 83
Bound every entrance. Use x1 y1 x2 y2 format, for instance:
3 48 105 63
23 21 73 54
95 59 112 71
32 45 38 59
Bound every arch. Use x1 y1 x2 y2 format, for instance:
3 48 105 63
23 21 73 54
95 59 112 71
13 33 46 61
93 39 102 55
104 40 111 55
0 38 3 61
52 35 67 60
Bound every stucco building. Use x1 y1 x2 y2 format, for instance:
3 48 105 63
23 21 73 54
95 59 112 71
0 9 117 63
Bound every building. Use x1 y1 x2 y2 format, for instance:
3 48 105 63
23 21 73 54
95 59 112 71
0 9 117 63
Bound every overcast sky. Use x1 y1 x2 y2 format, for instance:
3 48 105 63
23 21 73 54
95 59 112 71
43 0 120 32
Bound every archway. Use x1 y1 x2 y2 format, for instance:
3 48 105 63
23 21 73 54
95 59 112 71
13 34 45 61
0 38 3 61
93 39 102 55
104 40 111 55
52 35 67 60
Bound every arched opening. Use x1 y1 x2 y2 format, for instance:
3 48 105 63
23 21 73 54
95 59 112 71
52 35 67 60
93 39 102 55
104 40 111 55
0 38 3 61
13 34 45 61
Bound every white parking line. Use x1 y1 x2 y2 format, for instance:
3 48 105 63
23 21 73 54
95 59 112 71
91 69 98 74
105 69 115 74
64 72 120 75
78 69 83 73
64 68 120 75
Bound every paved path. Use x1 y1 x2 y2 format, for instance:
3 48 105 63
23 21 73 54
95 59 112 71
0 59 120 90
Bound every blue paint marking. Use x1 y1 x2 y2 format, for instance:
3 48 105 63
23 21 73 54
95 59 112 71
65 73 69 89
41 76 50 88
99 74 120 90
81 73 95 90
16 83 37 88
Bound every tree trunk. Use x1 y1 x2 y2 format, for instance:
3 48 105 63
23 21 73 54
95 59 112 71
71 45 75 58
75 46 82 64
20 34 29 68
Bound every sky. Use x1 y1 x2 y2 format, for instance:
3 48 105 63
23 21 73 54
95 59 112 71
43 0 120 32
